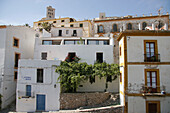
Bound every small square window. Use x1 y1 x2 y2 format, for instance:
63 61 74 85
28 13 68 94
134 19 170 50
61 20 65 22
80 23 83 27
13 37 19 48
61 25 64 27
70 24 73 27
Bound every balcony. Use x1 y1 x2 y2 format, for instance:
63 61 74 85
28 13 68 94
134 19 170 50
140 85 166 96
144 54 160 62
18 91 35 98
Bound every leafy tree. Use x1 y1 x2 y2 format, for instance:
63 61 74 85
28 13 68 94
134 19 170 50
93 62 119 91
56 61 119 93
56 61 92 92
42 22 53 32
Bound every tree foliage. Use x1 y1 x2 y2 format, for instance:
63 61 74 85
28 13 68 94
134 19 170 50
56 61 119 93
42 22 53 32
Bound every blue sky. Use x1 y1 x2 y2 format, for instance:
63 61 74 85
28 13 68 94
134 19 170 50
0 0 169 26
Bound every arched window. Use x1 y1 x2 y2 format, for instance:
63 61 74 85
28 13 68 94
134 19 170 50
98 25 104 33
142 22 147 30
113 24 117 32
127 23 132 30
158 21 164 29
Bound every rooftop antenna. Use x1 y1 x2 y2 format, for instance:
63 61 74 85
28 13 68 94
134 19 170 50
158 7 163 15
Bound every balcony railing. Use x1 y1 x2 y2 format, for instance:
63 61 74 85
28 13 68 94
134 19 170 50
18 91 35 98
126 85 166 96
144 54 160 62
140 85 166 96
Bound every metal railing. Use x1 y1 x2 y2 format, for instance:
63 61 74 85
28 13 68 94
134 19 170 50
126 84 166 95
144 54 160 62
140 85 165 94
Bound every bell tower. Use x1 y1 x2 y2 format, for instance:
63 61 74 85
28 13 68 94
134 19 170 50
46 6 55 19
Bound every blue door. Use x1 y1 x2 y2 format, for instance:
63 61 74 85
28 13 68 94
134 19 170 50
26 85 31 97
36 94 45 111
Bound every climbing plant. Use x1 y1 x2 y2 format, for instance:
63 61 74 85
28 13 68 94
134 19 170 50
56 61 92 93
41 22 53 32
92 62 120 91
56 61 119 93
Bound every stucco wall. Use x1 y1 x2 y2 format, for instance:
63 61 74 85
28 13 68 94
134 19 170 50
0 26 37 109
128 96 170 113
127 36 170 62
78 76 119 92
128 65 170 93
33 38 119 92
0 28 6 68
119 37 125 106
34 41 114 65
16 59 60 112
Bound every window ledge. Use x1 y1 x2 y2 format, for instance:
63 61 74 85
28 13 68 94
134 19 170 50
142 93 165 96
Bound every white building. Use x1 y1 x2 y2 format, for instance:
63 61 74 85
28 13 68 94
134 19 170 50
0 25 37 109
33 28 118 92
118 30 170 113
16 59 60 112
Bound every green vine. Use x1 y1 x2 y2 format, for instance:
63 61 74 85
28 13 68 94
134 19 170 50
41 22 54 32
56 61 119 93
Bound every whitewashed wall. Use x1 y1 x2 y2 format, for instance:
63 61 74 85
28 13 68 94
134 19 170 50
127 36 170 62
0 26 37 109
128 96 170 113
119 37 125 105
128 65 170 93
33 37 119 92
16 59 60 112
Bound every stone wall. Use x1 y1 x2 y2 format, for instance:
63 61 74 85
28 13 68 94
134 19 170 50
60 92 111 110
